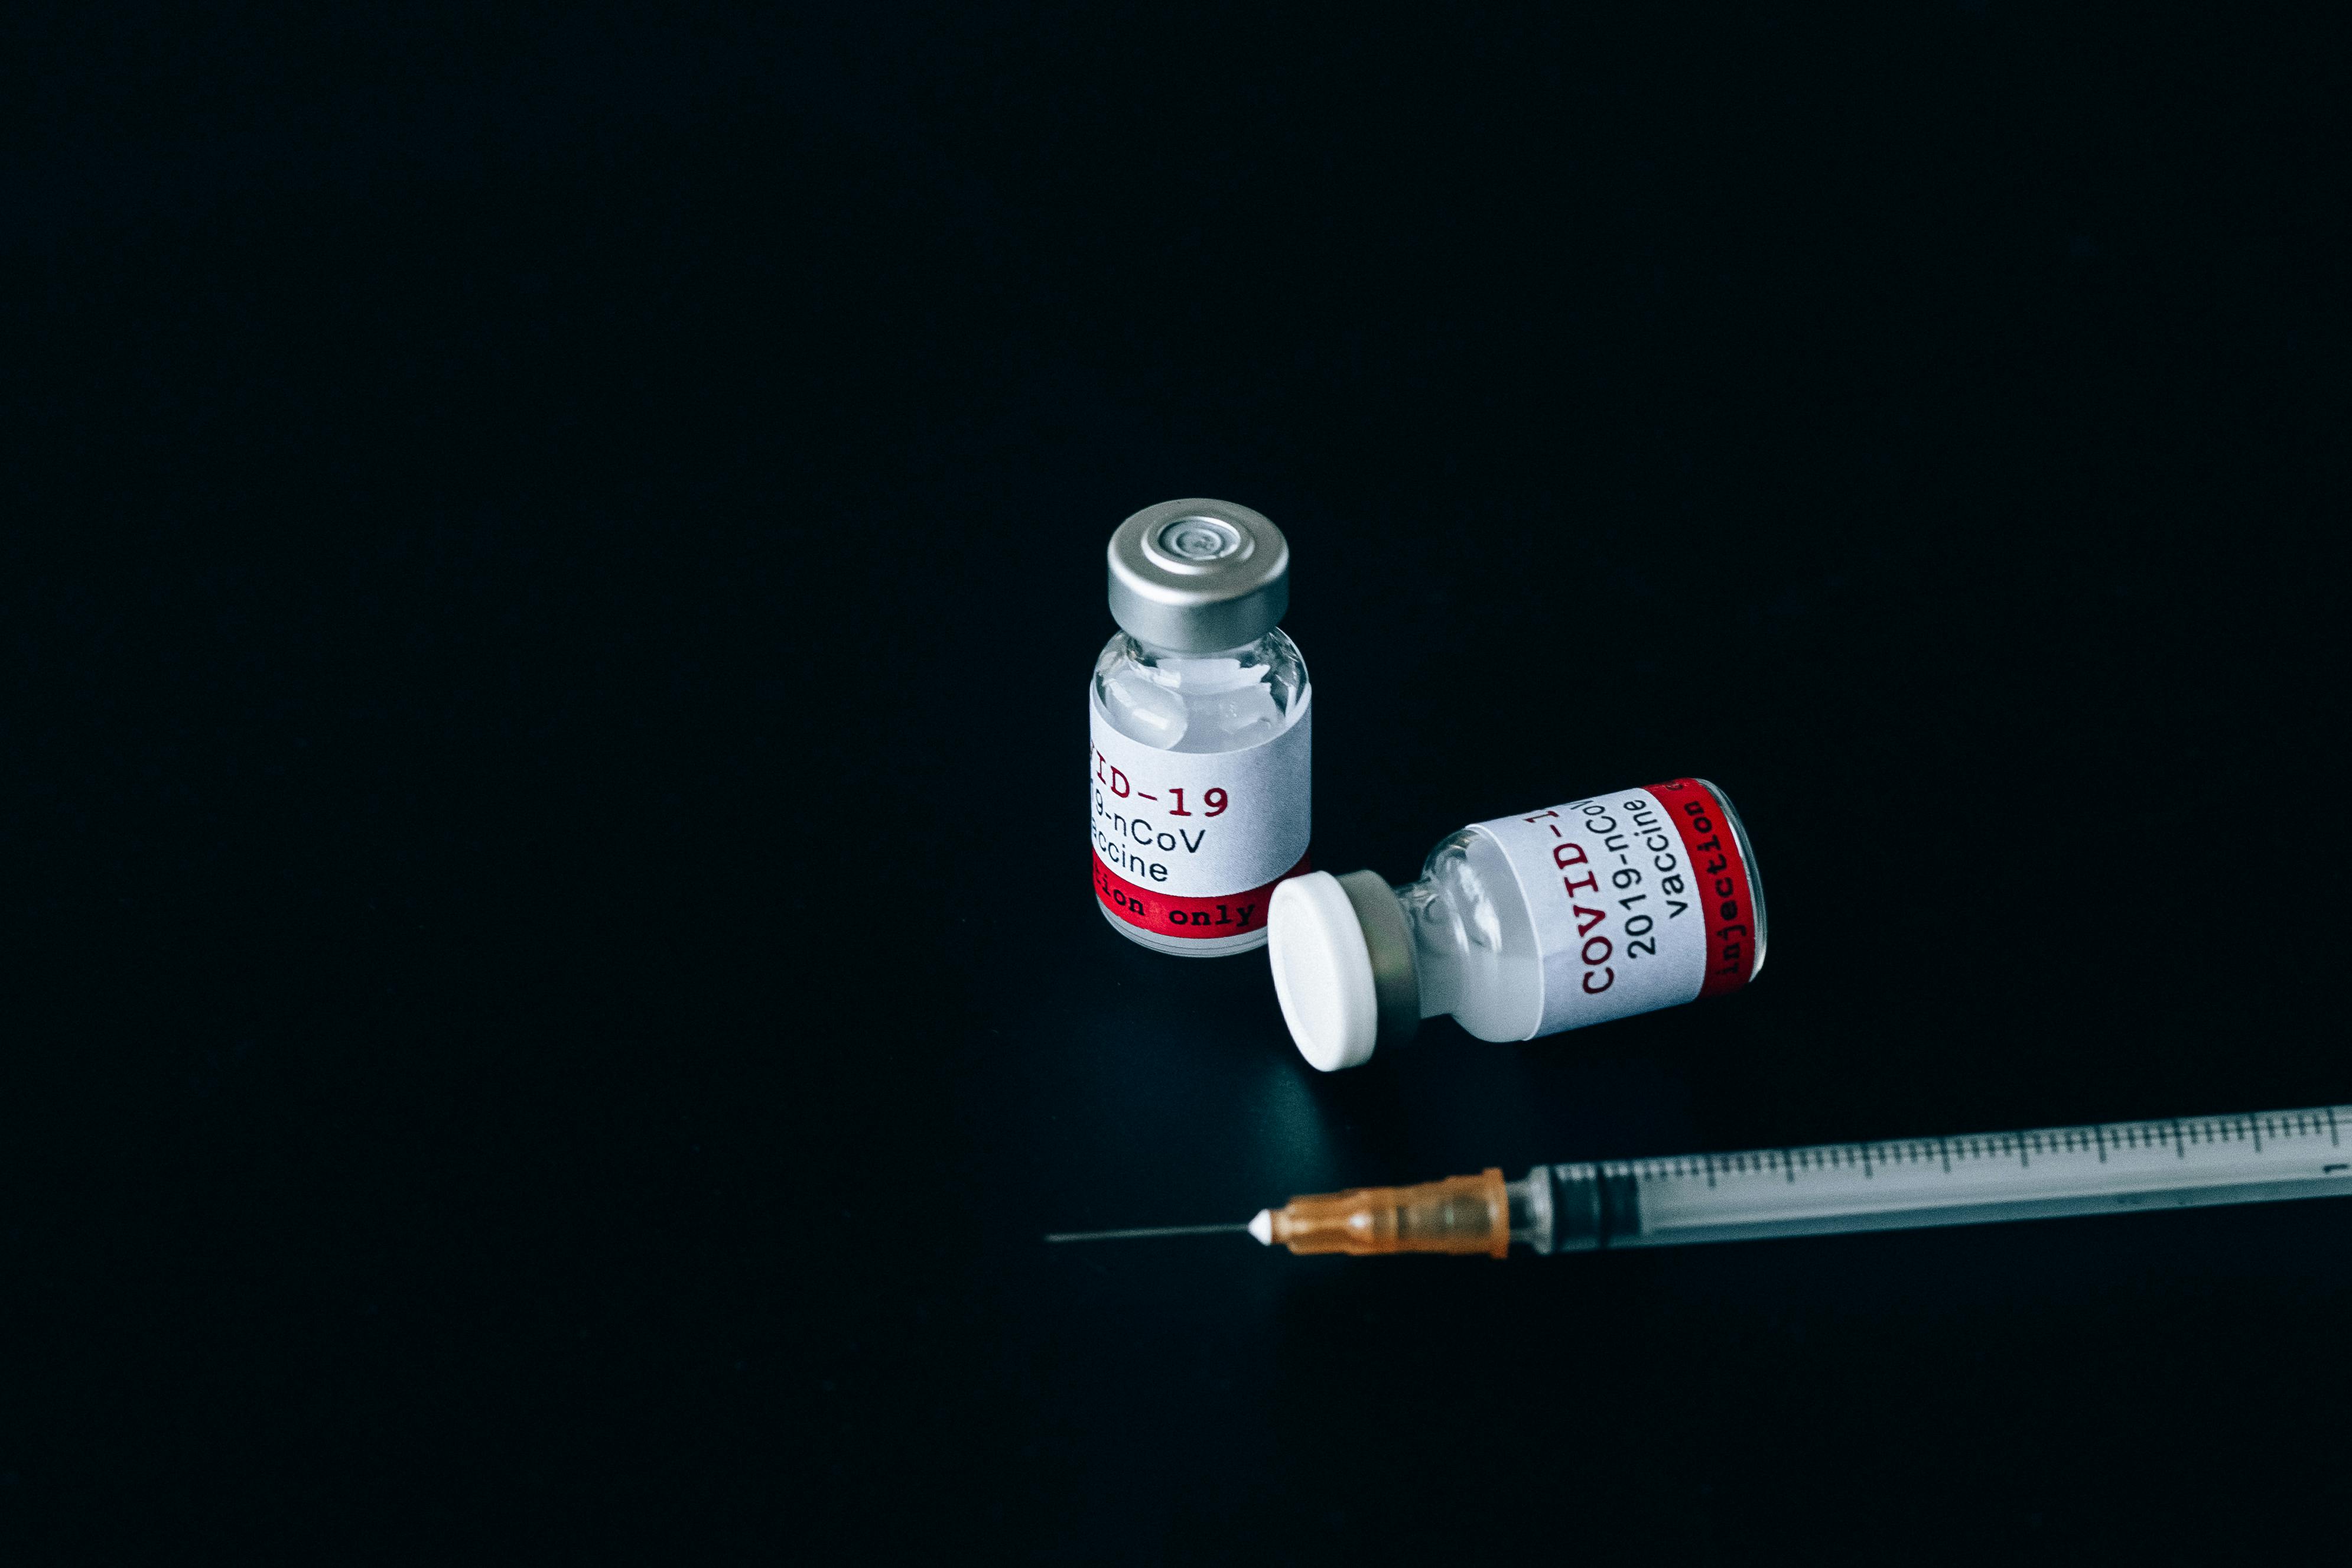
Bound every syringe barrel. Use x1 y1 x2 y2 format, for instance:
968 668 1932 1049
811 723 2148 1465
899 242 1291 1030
1268 1169 1510 1257
1535 1107 2352 1252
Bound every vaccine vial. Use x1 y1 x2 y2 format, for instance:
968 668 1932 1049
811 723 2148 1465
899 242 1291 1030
1089 499 1311 957
1266 779 1764 1069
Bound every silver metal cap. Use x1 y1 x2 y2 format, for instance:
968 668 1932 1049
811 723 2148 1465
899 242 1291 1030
1106 499 1290 653
1336 870 1424 1053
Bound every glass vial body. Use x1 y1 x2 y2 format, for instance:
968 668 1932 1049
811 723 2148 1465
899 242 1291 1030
1092 629 1309 756
1393 827 1545 1042
1089 629 1312 956
1392 776 1768 1043
1268 778 1764 1070
1400 779 1766 1040
1089 499 1310 957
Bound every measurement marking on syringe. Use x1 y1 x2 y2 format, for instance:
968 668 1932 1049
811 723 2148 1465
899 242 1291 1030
2174 1120 2187 1159
2330 1108 2341 1148
2096 1125 2109 1163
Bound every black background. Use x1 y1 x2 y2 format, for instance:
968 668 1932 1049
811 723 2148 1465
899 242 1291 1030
6 5 2348 1561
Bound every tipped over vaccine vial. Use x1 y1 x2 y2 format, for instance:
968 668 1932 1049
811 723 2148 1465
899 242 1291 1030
1267 779 1763 1069
1089 499 1311 957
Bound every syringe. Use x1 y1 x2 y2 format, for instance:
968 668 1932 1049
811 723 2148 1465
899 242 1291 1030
1047 1104 2352 1257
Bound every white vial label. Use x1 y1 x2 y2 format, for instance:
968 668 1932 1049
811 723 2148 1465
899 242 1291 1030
1472 779 1758 1039
1088 689 1312 941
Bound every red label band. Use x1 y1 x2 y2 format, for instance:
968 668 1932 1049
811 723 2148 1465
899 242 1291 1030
1648 778 1757 998
1092 850 1312 938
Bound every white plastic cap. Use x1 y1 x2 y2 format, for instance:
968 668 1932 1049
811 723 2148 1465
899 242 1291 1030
1268 871 1381 1072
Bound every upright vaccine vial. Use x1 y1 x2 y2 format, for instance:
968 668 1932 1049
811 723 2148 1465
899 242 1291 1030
1267 779 1764 1068
1089 499 1311 957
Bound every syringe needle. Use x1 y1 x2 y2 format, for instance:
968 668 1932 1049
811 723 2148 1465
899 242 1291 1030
1043 1222 1253 1244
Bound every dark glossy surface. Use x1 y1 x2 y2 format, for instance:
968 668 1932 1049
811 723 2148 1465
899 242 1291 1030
6 7 2346 1560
